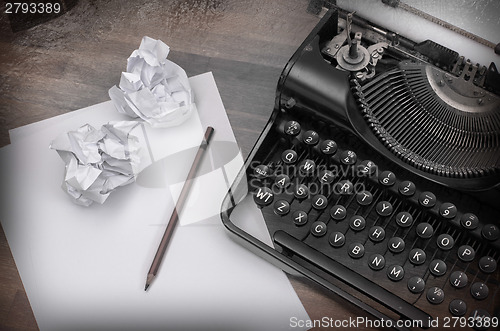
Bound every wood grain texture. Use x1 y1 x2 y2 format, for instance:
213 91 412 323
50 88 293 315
0 1 377 330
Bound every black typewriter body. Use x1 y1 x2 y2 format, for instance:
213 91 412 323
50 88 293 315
222 7 500 330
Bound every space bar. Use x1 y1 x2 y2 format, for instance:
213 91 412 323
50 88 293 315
274 231 431 327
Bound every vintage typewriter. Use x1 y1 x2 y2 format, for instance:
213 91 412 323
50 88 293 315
221 2 499 329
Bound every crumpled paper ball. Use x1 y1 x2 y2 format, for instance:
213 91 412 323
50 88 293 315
50 121 151 206
108 36 194 127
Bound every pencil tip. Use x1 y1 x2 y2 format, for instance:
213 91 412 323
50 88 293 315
145 273 155 291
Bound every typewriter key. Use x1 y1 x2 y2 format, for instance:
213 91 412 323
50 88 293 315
319 139 337 155
368 226 385 242
376 201 393 217
357 160 377 177
437 234 454 250
253 187 274 207
439 202 457 219
416 222 434 239
387 265 404 281
329 232 345 247
292 211 308 226
470 282 488 300
407 276 425 293
379 170 396 186
457 245 475 262
281 149 298 164
273 200 290 216
284 120 301 136
429 259 447 276
426 287 445 304
299 159 316 176
398 180 416 196
460 213 479 230
303 130 319 146
396 212 413 228
450 271 468 288
311 221 327 237
368 254 385 270
449 299 467 316
330 205 347 221
479 256 497 273
408 248 426 265
481 224 499 241
419 191 436 207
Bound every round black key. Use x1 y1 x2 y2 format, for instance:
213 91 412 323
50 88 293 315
299 159 316 176
387 265 404 281
470 282 488 300
311 194 328 210
292 210 308 226
274 174 291 189
376 201 393 217
479 256 497 274
329 231 345 248
426 287 445 304
319 139 337 155
429 259 447 276
457 245 475 262
368 254 385 270
335 180 354 195
349 215 366 231
437 233 454 250
388 237 405 253
253 187 274 207
395 211 413 228
254 164 271 179
460 213 479 230
408 248 426 265
310 221 327 237
303 130 319 145
481 223 499 241
450 271 468 288
469 309 491 331
273 200 290 216
356 191 373 205
340 150 357 165
294 184 309 199
281 149 298 164
348 243 365 259
318 169 335 184
407 276 425 293
330 205 347 221
439 202 457 219
368 226 385 242
449 299 467 316
419 191 436 207
284 120 300 136
379 170 396 186
416 222 434 239
357 160 377 177
398 180 416 196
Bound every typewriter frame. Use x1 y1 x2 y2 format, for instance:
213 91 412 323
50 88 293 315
221 7 499 328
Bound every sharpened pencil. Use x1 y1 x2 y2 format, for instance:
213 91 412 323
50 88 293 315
145 126 215 291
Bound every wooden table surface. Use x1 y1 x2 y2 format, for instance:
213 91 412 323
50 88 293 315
0 1 378 329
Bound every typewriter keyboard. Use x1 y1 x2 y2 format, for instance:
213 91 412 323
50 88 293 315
249 116 500 328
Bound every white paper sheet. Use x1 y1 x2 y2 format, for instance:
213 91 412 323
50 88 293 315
0 72 310 331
